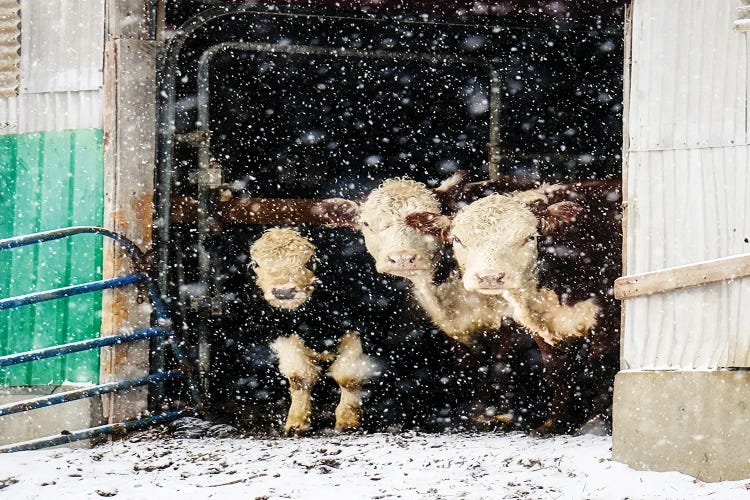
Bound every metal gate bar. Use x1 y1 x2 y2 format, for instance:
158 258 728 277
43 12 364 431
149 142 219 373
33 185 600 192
0 328 173 367
0 274 147 310
0 226 201 452
0 371 184 416
0 410 190 453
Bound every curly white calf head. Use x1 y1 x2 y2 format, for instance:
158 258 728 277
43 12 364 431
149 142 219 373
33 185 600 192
451 194 541 293
315 173 467 278
249 228 317 310
357 179 443 277
406 189 583 294
316 177 465 276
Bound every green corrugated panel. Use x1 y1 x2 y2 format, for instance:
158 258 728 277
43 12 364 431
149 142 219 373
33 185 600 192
0 129 104 385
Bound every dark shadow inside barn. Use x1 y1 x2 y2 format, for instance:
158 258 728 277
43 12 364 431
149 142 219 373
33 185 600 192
158 2 624 434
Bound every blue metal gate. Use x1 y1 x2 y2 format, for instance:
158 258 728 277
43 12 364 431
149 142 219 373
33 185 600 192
0 226 201 452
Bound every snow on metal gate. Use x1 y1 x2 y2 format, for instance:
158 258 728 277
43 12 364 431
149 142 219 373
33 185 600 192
0 227 201 452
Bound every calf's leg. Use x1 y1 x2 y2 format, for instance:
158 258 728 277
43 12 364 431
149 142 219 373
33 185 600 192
329 331 376 431
532 337 583 436
270 335 322 436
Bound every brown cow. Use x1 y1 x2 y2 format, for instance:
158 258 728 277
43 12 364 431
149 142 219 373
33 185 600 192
317 175 545 427
407 180 622 434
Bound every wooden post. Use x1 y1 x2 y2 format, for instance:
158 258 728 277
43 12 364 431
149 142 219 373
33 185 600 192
101 0 157 423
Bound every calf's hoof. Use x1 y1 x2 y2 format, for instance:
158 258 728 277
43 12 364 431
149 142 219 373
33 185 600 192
284 422 311 437
334 404 362 432
334 423 359 433
334 415 361 433
472 412 515 429
530 419 558 438
284 427 309 438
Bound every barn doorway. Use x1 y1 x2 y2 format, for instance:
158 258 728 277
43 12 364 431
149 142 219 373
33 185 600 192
155 3 624 433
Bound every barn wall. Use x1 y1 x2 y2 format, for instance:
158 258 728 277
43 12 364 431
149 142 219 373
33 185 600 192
623 0 750 370
0 1 157 445
615 0 750 481
20 0 104 94
0 0 106 386
0 130 104 385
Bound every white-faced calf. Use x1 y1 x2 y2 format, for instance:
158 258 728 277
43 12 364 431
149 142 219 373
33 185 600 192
407 180 622 433
250 228 376 435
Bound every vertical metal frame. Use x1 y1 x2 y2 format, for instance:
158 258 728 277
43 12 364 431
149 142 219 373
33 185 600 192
155 6 504 386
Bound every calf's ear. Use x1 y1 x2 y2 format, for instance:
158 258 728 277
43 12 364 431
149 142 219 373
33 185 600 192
531 201 583 235
404 212 453 242
432 170 469 209
313 198 360 228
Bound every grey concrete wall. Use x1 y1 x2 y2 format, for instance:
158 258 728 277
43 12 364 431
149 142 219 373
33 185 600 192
0 386 105 448
613 370 750 482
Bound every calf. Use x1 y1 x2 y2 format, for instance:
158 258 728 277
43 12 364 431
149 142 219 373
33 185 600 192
318 174 511 344
249 228 376 435
407 180 622 433
318 176 543 427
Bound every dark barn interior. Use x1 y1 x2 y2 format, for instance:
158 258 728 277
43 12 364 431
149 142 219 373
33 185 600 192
160 1 624 433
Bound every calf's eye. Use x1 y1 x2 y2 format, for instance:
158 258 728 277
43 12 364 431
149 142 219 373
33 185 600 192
452 235 463 246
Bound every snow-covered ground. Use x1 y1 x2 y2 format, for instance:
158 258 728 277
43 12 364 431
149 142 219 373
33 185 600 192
1 429 749 499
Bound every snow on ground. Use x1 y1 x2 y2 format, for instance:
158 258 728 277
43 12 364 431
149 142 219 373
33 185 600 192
1 430 749 499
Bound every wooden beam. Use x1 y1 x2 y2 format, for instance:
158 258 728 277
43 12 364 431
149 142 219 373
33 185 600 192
170 196 356 226
614 253 750 300
168 176 567 226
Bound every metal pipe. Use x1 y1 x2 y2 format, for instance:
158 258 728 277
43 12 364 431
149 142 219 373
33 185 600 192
0 274 147 311
0 328 173 368
166 338 202 410
0 409 191 453
156 5 506 395
0 372 185 417
154 9 226 385
148 0 158 40
489 67 502 179
0 226 149 273
0 225 201 411
190 39 496 388
0 227 171 325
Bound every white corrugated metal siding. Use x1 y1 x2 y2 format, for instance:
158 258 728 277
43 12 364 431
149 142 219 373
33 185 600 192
0 0 20 97
0 90 103 135
0 0 104 136
623 146 750 369
623 0 750 370
20 0 104 93
628 0 747 151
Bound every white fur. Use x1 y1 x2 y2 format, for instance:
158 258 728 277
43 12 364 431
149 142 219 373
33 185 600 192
329 331 377 386
358 179 442 276
250 228 316 310
270 335 322 383
270 335 322 434
356 178 513 345
270 332 375 433
449 192 600 345
257 231 376 433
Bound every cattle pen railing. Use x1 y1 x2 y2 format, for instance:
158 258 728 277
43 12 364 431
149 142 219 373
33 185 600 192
0 226 201 452
614 252 750 300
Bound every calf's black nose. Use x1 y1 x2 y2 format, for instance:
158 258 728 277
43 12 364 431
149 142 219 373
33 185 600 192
476 272 505 287
272 287 298 300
